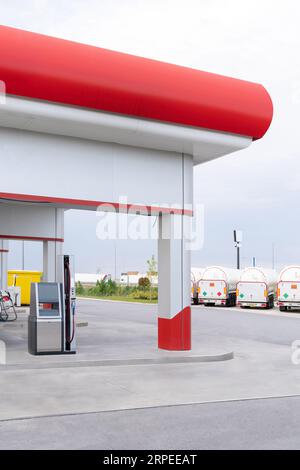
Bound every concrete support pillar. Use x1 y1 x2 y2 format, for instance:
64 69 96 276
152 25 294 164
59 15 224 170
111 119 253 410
42 209 64 281
157 213 191 350
157 153 193 351
0 240 9 289
43 240 63 281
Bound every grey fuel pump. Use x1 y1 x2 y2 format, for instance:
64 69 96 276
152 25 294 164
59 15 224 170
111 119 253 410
28 282 63 355
28 254 76 356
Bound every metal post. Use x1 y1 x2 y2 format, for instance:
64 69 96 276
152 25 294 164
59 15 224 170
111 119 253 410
114 241 117 281
0 240 9 289
22 240 25 270
234 230 242 270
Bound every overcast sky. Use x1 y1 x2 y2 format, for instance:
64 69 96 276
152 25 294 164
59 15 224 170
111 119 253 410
1 0 300 274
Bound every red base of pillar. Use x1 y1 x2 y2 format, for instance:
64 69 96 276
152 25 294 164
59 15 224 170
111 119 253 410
158 306 191 350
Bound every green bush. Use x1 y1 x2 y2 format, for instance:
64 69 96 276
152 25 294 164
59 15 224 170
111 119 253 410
105 279 118 296
76 281 85 295
87 279 117 297
116 285 137 296
132 288 158 301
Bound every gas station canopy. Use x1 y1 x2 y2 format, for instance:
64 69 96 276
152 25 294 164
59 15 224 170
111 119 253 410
0 25 272 141
0 25 273 351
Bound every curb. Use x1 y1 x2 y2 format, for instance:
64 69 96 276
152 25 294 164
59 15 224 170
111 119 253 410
0 351 234 371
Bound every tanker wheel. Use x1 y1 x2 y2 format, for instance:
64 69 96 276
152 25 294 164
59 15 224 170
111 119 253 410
228 294 236 307
226 294 232 307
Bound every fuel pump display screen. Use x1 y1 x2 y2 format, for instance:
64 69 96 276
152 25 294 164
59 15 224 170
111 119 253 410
38 283 60 303
37 283 61 318
38 303 60 317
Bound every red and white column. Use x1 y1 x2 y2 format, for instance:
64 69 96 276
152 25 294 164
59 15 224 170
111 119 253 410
157 154 192 351
157 213 191 350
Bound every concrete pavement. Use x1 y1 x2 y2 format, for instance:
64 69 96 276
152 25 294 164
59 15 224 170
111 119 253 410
1 396 300 449
0 302 233 365
1 299 300 448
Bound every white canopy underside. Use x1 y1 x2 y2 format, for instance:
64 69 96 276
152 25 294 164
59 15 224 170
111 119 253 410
0 96 252 165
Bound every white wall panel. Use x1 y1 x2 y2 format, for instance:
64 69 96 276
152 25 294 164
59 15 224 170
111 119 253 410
0 127 189 208
0 204 63 239
112 145 188 207
0 96 252 166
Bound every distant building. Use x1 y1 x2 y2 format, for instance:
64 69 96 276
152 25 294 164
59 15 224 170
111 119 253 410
120 272 158 285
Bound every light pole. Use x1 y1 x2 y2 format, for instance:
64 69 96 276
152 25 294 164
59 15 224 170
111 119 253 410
234 230 243 270
272 242 275 270
114 241 117 281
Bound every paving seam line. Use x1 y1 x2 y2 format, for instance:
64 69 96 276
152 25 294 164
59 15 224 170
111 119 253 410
1 393 300 424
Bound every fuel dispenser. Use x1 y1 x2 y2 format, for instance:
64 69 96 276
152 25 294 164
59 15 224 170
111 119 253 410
28 255 76 355
28 282 63 355
57 254 76 354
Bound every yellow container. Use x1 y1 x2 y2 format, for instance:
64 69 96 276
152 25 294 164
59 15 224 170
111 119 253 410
7 270 43 305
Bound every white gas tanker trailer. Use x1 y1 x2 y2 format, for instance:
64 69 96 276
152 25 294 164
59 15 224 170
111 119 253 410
198 266 240 307
236 267 277 309
191 267 204 305
277 266 300 311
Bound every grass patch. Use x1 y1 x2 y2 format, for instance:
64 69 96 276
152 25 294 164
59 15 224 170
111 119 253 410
77 294 157 304
76 280 158 304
